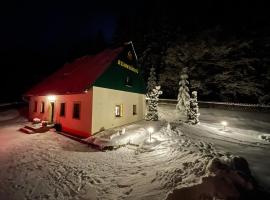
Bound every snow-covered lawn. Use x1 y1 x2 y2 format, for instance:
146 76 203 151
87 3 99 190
160 104 270 188
0 106 270 200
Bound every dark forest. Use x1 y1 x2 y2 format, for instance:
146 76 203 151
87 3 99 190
0 0 269 104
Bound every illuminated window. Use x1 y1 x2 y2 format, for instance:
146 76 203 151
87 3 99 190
133 105 137 115
115 105 123 117
40 101 45 113
73 103 81 119
60 103 66 117
34 101 37 112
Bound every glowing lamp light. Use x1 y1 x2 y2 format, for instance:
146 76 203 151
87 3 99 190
221 121 228 130
47 95 56 102
221 121 227 126
147 127 154 134
147 127 154 142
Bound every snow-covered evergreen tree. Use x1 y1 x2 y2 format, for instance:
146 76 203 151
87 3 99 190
146 86 163 121
188 91 200 124
176 68 190 119
147 66 157 95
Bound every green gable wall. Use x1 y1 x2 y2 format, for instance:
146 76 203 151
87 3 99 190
93 43 145 94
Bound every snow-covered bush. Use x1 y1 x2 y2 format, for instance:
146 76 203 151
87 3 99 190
33 118 41 124
176 68 190 119
188 91 200 124
146 86 163 121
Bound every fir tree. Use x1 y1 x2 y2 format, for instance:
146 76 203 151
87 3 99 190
147 66 157 95
188 91 200 124
176 68 190 119
146 86 163 121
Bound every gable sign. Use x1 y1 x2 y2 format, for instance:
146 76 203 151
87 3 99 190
117 45 139 74
117 59 138 74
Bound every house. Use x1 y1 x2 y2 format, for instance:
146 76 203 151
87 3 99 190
24 42 146 138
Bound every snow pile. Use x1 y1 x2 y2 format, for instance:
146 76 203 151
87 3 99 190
85 121 166 149
259 134 270 142
167 156 254 200
33 117 41 123
137 126 255 200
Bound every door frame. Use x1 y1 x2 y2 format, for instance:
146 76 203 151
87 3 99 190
50 102 55 123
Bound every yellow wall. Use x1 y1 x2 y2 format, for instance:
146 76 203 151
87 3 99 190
92 86 146 134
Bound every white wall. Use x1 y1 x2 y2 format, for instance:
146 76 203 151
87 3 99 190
92 86 146 134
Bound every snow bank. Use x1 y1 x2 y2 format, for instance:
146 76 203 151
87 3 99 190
259 134 270 142
167 156 254 200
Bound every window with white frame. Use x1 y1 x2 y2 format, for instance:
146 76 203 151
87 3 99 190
115 105 123 117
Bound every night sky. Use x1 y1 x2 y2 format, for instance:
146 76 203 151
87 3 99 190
0 0 269 103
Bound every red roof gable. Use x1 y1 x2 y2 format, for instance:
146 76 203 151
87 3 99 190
25 47 123 96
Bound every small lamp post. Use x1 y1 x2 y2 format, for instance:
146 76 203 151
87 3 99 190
221 121 228 131
147 127 154 142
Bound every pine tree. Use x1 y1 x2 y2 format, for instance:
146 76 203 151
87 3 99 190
147 66 157 95
176 68 190 119
146 86 163 121
188 91 200 124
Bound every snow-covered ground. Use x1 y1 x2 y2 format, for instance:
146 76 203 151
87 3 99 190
160 104 270 184
0 105 270 200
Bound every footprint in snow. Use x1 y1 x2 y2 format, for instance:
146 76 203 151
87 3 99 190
117 183 131 188
124 188 133 195
141 172 147 176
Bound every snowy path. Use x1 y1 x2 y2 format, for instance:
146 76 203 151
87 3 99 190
0 107 270 199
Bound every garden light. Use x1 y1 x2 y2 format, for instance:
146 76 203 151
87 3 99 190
147 127 154 142
221 121 228 130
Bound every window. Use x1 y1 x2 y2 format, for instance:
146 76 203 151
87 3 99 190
33 101 37 112
125 76 132 87
73 103 81 119
133 105 137 115
60 103 66 117
40 101 45 113
115 105 123 117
